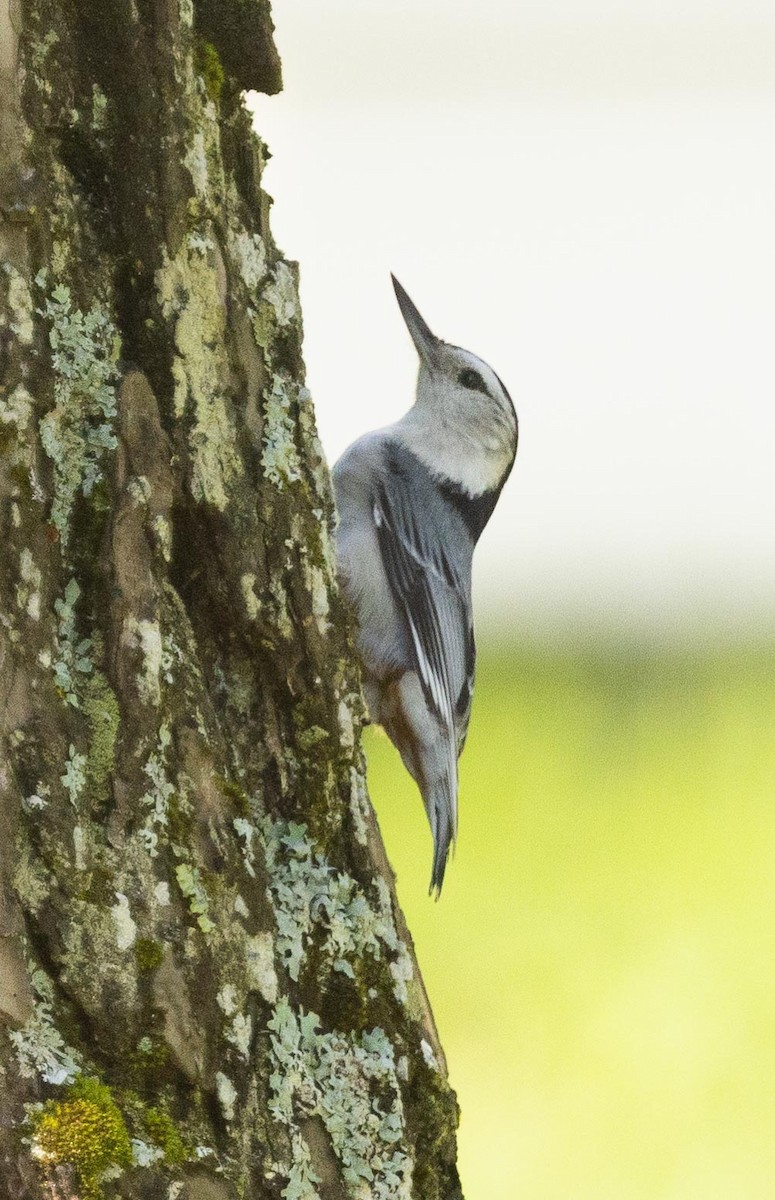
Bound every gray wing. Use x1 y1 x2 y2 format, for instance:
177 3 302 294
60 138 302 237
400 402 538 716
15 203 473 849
372 447 476 773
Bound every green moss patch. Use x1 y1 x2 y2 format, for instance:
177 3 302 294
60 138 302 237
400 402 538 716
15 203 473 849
194 39 225 104
32 1076 132 1199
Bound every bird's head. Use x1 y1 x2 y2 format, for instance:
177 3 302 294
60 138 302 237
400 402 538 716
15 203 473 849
392 275 518 494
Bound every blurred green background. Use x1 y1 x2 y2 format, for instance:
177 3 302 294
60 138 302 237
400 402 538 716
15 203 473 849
367 635 775 1200
255 2 775 1193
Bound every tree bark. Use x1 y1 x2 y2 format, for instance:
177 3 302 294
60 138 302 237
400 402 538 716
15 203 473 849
0 2 461 1197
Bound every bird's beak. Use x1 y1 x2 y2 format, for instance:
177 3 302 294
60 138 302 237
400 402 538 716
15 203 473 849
391 275 440 368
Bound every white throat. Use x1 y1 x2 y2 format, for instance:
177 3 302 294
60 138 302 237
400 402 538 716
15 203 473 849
395 405 512 496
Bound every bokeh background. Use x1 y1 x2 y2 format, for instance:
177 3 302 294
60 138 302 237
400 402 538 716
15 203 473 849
249 3 775 1196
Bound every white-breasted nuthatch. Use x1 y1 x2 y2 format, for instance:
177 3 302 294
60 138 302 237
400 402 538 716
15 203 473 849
332 277 518 895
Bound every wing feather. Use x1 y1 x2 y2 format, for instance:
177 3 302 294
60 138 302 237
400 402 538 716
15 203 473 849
373 466 475 842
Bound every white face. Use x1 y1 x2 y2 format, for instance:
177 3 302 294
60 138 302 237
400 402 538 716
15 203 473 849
398 344 518 496
391 277 518 494
417 342 517 458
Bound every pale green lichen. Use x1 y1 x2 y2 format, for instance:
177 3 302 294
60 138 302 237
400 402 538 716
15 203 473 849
52 577 94 707
62 744 87 807
10 973 80 1086
152 514 173 560
389 953 414 1009
184 129 210 199
160 630 183 686
2 615 20 647
268 573 294 639
91 83 108 132
0 383 33 437
245 932 278 1004
298 386 333 506
127 617 163 706
180 40 225 200
138 724 176 857
156 239 242 509
303 562 331 634
215 1071 237 1122
131 1138 164 1167
263 821 413 1001
16 548 42 620
216 984 237 1014
3 263 35 344
60 895 140 1016
23 782 50 813
338 704 356 752
233 816 259 877
226 1013 252 1061
262 373 303 488
185 49 227 201
111 893 137 951
348 768 370 847
280 1144 319 1200
45 236 68 281
240 572 261 620
420 1039 440 1072
38 284 120 547
231 229 268 293
72 825 87 871
175 863 215 934
264 262 300 328
126 474 151 505
285 506 335 631
29 28 58 76
268 1000 412 1199
13 846 51 914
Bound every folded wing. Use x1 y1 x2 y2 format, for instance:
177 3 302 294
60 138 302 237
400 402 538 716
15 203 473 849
372 445 476 888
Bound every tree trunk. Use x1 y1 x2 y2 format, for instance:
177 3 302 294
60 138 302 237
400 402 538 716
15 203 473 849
0 3 461 1197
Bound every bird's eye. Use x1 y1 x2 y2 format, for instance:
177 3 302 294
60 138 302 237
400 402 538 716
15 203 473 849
458 367 486 393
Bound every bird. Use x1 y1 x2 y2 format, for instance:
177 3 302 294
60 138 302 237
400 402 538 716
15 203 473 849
331 276 518 895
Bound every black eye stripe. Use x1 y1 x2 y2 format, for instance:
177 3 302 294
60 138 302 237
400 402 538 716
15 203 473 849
458 367 487 393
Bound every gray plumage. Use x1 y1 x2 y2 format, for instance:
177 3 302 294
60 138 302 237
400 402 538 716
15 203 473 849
332 277 518 894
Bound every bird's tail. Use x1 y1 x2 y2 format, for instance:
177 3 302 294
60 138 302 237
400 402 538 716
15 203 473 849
426 766 457 898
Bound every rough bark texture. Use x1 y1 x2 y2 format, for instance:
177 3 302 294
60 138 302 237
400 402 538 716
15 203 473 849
0 2 461 1197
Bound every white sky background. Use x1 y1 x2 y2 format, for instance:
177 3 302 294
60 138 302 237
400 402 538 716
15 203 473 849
249 1 775 639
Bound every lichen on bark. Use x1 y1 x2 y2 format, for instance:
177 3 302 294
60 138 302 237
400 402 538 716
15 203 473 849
0 1 462 1198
